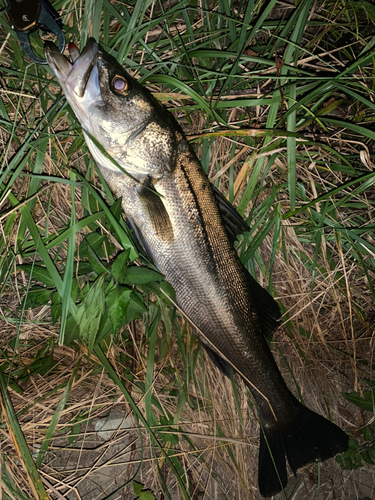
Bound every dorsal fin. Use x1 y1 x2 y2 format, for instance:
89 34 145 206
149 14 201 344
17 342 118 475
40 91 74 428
245 271 281 340
212 186 249 242
204 273 281 380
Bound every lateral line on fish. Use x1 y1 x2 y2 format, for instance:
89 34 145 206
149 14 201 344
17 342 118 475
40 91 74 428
159 286 278 422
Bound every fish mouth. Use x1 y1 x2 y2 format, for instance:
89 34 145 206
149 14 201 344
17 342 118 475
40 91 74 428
44 38 99 98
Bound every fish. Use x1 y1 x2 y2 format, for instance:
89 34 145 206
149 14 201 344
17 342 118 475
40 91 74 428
44 38 349 497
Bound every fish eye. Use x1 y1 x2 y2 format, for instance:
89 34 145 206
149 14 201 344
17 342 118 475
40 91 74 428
112 75 130 94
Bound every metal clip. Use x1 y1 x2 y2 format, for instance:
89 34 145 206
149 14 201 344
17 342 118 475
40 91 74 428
2 0 65 64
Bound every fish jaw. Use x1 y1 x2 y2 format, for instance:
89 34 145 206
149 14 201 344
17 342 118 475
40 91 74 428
45 39 101 132
44 39 179 179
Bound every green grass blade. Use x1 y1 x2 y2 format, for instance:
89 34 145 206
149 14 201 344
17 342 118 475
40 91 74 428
144 308 160 427
282 171 375 219
59 170 78 344
0 372 50 500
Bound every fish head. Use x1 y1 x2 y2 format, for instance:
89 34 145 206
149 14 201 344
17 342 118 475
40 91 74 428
44 38 178 179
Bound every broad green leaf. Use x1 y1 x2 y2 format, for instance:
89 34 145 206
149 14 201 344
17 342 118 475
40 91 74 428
77 275 106 355
79 236 109 275
81 232 115 260
104 197 123 233
133 481 157 499
126 266 164 285
23 287 53 309
111 249 131 283
125 291 147 323
106 286 132 334
344 392 374 412
19 264 57 288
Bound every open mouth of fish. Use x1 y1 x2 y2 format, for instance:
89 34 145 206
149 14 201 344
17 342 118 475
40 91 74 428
44 38 99 99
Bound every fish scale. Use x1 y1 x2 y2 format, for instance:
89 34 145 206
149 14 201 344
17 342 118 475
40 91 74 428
44 38 349 497
156 147 293 418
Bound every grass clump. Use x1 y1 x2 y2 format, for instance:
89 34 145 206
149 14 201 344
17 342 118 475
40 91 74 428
0 0 375 498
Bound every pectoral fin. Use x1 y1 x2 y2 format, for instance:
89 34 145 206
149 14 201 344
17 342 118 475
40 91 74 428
136 178 174 243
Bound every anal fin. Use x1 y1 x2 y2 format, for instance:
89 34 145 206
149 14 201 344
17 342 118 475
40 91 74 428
204 345 233 378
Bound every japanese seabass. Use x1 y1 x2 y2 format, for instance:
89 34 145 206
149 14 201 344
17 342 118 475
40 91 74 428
45 39 348 497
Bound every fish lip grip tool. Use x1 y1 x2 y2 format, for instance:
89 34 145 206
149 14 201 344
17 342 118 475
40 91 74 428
2 0 65 64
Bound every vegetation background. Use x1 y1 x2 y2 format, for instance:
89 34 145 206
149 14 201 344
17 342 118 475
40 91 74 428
0 0 374 498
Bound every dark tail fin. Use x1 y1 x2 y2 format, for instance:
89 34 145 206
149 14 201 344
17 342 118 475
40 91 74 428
258 404 349 497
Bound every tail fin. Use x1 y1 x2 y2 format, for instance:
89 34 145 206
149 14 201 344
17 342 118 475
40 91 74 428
258 404 349 497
